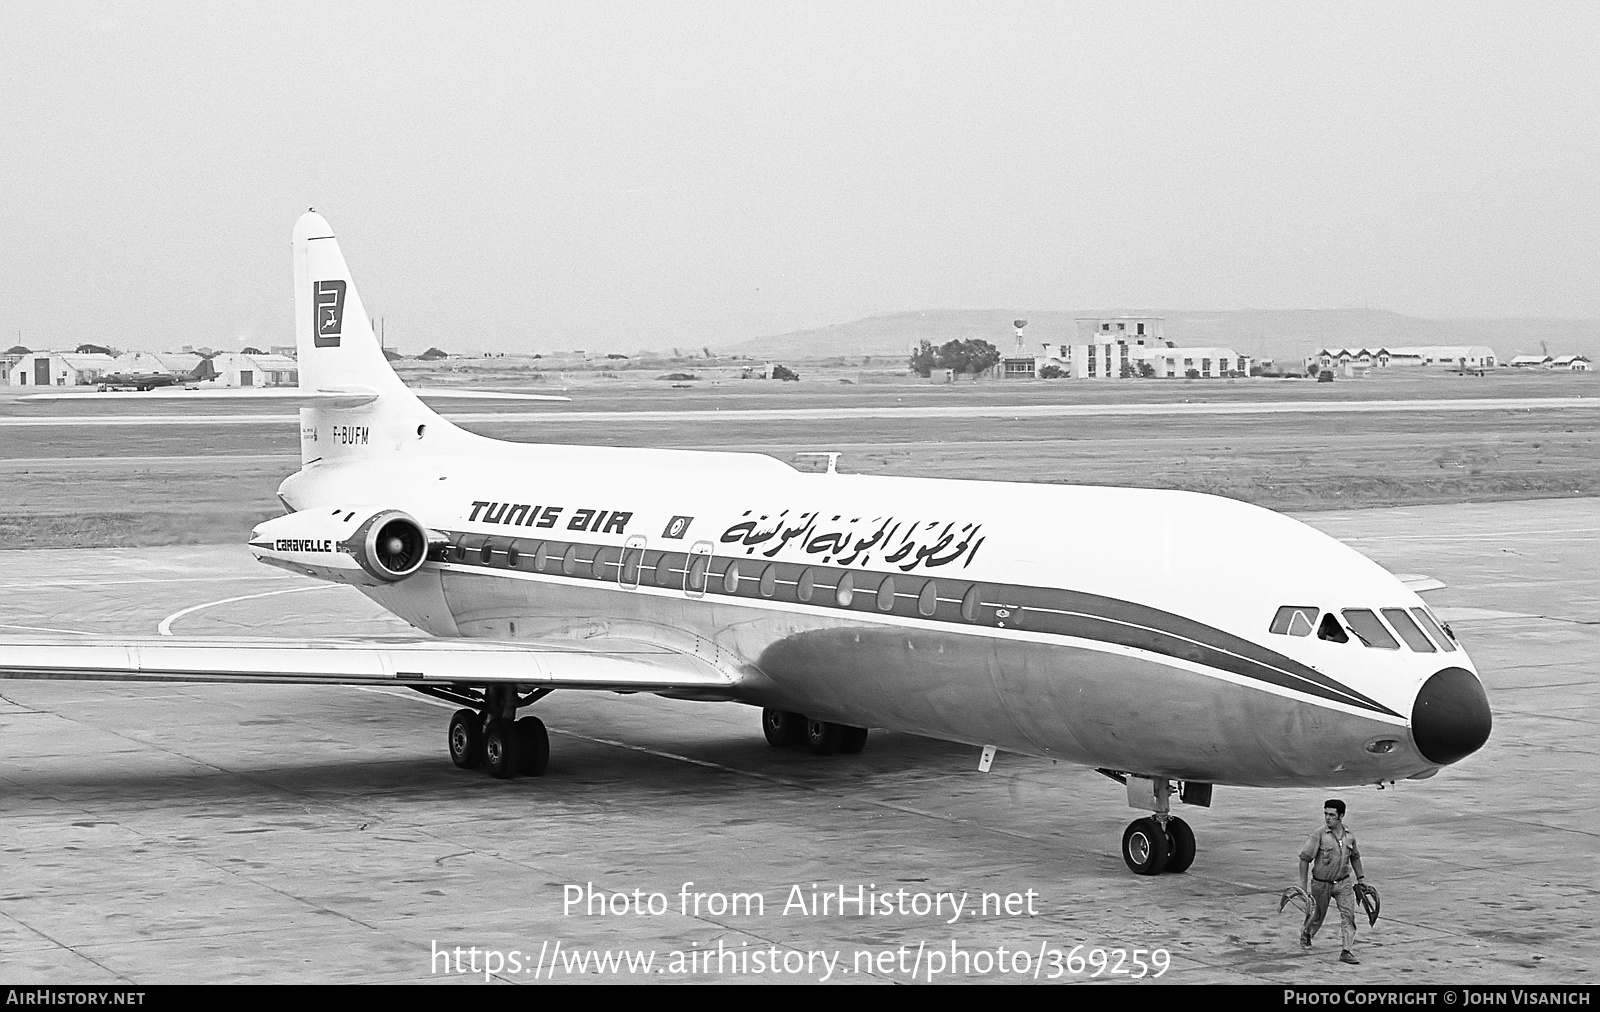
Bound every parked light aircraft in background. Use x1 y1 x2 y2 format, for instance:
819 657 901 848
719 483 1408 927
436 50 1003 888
97 358 215 390
0 212 1492 875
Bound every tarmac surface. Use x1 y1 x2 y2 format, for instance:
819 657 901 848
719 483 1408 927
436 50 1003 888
0 394 1591 427
0 498 1594 984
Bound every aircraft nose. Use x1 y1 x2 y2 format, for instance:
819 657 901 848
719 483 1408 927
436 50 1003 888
1411 666 1491 765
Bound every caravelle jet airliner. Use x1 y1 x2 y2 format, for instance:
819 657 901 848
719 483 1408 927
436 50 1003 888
0 212 1492 875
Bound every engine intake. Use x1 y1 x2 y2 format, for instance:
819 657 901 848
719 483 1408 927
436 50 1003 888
250 506 441 585
348 510 430 582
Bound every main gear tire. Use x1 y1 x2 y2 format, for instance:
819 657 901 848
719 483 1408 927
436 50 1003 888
1122 817 1172 875
805 719 842 755
762 709 805 747
483 717 521 779
516 715 550 777
1164 816 1196 874
448 709 484 769
838 725 869 754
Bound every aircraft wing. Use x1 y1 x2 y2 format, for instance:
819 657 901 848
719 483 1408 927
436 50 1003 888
0 636 736 698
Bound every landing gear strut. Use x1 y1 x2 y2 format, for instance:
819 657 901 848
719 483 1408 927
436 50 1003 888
432 685 551 779
1100 770 1210 876
762 708 869 756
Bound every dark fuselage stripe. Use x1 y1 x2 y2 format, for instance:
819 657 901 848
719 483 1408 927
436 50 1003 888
436 531 1399 717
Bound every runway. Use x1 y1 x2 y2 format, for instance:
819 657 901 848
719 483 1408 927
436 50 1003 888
0 499 1594 984
0 395 1591 427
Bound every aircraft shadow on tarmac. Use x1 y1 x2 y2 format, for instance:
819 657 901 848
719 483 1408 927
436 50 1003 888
13 724 983 798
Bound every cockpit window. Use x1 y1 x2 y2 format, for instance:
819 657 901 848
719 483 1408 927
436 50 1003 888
1410 607 1457 652
1381 608 1436 652
1342 609 1399 649
1317 612 1349 643
1269 606 1318 637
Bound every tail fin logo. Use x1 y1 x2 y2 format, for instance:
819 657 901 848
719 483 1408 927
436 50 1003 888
313 280 347 347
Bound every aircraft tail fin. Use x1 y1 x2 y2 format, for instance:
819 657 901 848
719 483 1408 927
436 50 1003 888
292 211 456 468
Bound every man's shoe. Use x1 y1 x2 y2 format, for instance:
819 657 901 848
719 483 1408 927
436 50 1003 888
1339 950 1360 965
1300 933 1311 949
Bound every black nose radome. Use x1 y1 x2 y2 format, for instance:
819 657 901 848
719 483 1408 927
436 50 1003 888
1411 667 1492 765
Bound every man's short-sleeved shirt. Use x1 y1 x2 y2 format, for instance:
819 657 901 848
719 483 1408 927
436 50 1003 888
1299 826 1360 881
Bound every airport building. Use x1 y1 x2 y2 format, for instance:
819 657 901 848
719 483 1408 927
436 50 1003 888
208 351 298 387
1 346 28 380
1077 316 1164 343
1316 348 1392 369
997 316 1250 379
1314 346 1500 371
6 351 117 387
1387 346 1498 369
114 351 206 377
1138 346 1251 379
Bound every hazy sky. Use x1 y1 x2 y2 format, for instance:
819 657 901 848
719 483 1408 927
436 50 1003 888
2 2 1596 354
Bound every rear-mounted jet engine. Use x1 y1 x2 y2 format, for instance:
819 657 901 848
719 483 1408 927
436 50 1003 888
250 507 440 585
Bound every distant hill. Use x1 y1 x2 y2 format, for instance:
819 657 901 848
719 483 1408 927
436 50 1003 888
721 309 1600 365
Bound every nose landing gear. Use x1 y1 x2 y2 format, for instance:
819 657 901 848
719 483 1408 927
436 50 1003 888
1102 770 1209 875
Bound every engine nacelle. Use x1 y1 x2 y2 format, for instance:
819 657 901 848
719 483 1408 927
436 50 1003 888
250 506 440 586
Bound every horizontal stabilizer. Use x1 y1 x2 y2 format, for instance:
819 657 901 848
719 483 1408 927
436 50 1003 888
24 387 380 407
406 388 570 402
0 636 734 697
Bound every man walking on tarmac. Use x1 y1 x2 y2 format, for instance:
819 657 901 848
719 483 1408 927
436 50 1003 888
1298 798 1368 964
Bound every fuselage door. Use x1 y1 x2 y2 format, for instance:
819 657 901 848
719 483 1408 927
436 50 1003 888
684 540 713 598
619 534 647 589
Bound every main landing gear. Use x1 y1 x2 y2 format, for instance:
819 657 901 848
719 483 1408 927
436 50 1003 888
1099 771 1211 876
762 708 868 756
435 684 552 779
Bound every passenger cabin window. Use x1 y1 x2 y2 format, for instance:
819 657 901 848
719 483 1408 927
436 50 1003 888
1410 607 1456 652
917 580 938 617
723 561 740 594
835 572 854 607
960 585 981 623
759 564 777 598
1382 608 1436 652
655 554 676 587
686 554 709 593
1269 606 1317 637
1317 612 1349 643
797 568 815 603
876 575 895 612
561 545 579 576
1342 609 1399 649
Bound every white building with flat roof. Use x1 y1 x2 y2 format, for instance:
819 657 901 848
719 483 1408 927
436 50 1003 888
1385 346 1498 369
1139 346 1250 379
1076 317 1164 344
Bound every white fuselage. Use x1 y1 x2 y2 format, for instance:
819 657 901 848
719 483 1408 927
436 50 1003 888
267 435 1483 789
